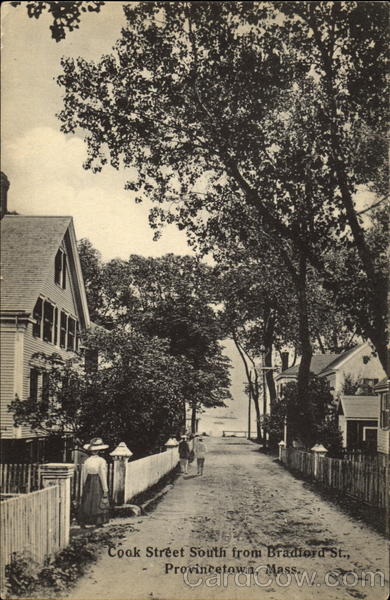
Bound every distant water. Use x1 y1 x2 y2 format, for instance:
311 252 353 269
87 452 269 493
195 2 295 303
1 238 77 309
198 411 250 437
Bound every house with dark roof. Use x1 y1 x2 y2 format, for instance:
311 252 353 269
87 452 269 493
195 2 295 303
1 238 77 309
275 343 387 450
375 377 389 455
1 202 90 461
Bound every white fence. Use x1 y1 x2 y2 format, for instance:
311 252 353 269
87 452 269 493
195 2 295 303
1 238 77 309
124 447 179 503
1 485 64 573
280 447 389 510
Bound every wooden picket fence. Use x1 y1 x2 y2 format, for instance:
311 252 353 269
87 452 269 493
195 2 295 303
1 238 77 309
0 463 41 494
124 447 179 503
1 485 65 575
280 447 389 509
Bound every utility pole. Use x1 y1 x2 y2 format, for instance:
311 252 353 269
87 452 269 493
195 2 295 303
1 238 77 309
257 364 278 450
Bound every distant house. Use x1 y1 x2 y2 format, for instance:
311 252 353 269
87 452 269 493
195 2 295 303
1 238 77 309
338 396 379 450
0 211 90 462
318 342 386 397
375 378 389 455
275 353 339 397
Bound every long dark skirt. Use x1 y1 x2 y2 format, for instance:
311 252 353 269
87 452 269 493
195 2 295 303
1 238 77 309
78 474 109 526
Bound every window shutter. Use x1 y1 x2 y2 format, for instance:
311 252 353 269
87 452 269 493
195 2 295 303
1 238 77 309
30 369 39 402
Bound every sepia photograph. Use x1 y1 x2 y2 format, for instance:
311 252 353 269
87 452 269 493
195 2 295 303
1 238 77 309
0 2 389 599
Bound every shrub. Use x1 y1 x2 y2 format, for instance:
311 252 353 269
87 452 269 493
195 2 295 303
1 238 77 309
268 375 343 455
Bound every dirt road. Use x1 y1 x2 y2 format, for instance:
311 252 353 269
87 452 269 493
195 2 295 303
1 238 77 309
68 437 388 600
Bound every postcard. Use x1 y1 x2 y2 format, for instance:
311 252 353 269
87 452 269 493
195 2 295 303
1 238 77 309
1 2 388 599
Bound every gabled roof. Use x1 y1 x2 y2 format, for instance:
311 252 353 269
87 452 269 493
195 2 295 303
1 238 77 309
338 395 379 420
0 215 90 328
319 343 368 375
275 353 339 380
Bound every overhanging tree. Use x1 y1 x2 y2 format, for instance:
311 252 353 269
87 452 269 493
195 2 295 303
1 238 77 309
56 1 388 370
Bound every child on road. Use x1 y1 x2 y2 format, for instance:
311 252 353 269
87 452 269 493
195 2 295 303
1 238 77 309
195 437 207 475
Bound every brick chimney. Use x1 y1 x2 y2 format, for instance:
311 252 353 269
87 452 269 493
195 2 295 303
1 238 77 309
0 172 10 219
281 351 289 372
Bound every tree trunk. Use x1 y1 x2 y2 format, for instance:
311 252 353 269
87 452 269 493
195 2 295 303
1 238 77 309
232 332 262 442
296 254 313 448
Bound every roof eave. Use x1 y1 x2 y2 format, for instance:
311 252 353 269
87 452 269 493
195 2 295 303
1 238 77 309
66 221 90 330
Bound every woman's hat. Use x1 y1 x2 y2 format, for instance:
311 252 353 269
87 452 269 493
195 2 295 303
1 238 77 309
83 437 109 451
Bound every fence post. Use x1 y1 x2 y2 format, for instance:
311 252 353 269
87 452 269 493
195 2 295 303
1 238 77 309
110 442 133 506
40 463 74 547
278 440 285 462
311 444 327 479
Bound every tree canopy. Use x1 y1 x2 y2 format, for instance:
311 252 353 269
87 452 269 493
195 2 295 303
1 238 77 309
57 1 388 370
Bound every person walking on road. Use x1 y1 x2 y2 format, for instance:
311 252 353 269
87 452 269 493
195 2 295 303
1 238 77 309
178 435 190 474
195 437 207 475
78 437 110 528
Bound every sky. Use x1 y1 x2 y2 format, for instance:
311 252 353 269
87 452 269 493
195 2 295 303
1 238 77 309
1 1 251 430
1 1 191 261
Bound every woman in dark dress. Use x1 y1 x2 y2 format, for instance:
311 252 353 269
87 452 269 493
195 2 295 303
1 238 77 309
78 437 110 527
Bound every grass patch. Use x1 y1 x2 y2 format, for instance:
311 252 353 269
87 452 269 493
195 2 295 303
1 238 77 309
5 523 135 598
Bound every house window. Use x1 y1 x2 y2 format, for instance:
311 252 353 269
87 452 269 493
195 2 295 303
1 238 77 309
33 298 43 337
43 301 54 342
53 307 59 345
60 312 68 348
380 391 390 430
54 248 67 289
41 371 50 406
67 317 76 351
30 368 39 401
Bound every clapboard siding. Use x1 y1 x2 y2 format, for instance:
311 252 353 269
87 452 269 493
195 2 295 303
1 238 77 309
377 428 389 455
0 328 16 438
4 240 82 440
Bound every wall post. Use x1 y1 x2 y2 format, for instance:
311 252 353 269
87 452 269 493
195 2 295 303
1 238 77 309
110 442 133 506
40 463 74 547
